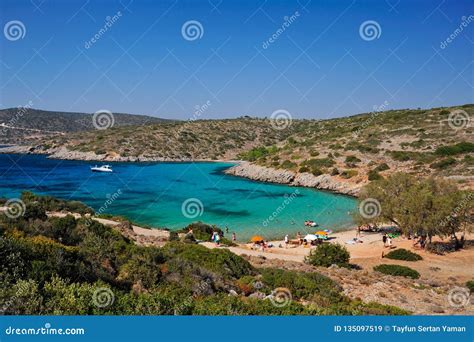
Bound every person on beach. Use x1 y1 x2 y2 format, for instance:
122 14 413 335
356 226 361 239
232 232 236 242
296 232 302 245
387 236 392 248
214 232 221 246
284 234 289 248
382 233 387 247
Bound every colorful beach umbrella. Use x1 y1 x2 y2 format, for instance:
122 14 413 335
315 231 328 235
304 234 318 241
250 235 264 242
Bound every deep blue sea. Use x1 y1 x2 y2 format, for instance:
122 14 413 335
0 154 357 241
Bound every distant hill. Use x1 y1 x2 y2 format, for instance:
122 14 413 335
2 104 473 190
0 108 172 144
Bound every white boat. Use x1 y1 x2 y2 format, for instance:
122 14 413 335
91 165 113 173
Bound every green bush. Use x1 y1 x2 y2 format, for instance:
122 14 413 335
375 163 390 172
340 170 358 179
305 243 350 267
162 242 253 279
368 170 382 181
373 264 420 279
176 222 223 241
281 160 297 169
466 280 474 294
430 157 456 169
435 142 474 156
260 268 343 304
385 248 422 261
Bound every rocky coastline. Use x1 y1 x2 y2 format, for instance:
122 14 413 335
224 162 362 196
0 145 362 196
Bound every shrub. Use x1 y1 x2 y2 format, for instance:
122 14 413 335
367 170 382 181
162 242 253 279
385 248 422 261
435 142 474 156
177 222 223 241
305 243 350 267
299 166 310 173
430 157 456 169
281 160 297 169
345 155 361 163
259 268 343 304
373 264 420 279
375 163 390 172
466 280 474 294
340 170 358 179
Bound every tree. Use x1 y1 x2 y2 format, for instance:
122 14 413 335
356 173 473 247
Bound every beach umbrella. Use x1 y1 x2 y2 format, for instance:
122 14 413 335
250 235 264 242
324 229 333 234
315 231 328 236
303 234 318 241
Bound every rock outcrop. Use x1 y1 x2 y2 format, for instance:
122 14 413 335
225 162 361 196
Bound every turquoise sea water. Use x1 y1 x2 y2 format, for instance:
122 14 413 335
0 154 356 241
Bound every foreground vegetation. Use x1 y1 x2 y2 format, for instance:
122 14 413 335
0 193 409 315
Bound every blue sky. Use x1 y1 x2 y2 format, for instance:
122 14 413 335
0 0 472 120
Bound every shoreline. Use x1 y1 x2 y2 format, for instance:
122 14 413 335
0 145 362 197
